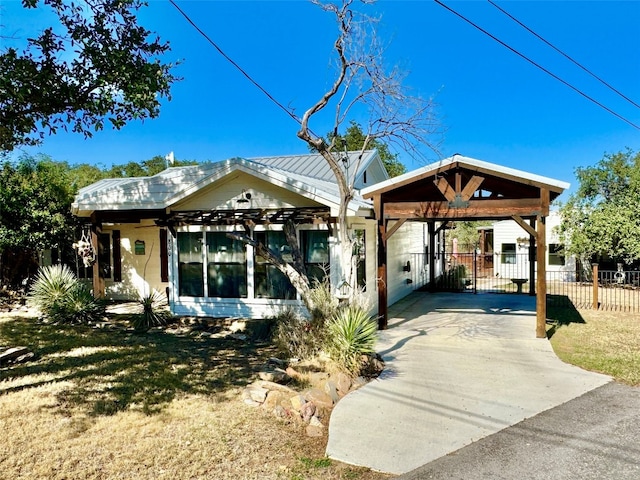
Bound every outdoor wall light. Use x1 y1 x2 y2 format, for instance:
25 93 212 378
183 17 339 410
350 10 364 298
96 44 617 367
403 261 411 272
237 189 252 204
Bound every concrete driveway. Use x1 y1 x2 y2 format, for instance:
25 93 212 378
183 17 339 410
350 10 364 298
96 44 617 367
326 292 611 475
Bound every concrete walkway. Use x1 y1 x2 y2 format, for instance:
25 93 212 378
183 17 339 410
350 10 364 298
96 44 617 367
326 292 611 475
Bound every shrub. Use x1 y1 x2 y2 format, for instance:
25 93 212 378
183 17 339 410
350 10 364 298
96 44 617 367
28 265 104 324
326 304 378 375
133 290 171 332
50 283 105 324
272 308 325 360
28 264 77 314
307 279 339 324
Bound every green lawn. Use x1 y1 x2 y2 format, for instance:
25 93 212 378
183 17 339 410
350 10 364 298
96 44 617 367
548 306 640 386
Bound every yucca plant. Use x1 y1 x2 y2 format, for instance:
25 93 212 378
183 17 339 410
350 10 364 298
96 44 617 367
326 304 378 375
50 283 105 324
133 290 170 332
28 264 78 319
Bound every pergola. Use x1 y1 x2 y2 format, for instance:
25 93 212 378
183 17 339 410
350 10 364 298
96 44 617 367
361 155 569 338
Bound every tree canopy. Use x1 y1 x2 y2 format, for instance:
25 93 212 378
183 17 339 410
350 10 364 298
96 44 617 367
559 149 640 265
325 121 407 177
1 0 178 152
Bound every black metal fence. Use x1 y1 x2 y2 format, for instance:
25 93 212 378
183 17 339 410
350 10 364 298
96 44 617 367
548 266 640 312
430 253 640 313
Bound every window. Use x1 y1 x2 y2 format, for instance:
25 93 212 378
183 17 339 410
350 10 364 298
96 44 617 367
254 231 296 299
354 229 366 290
501 243 516 264
302 230 329 285
206 232 247 298
177 232 204 297
548 243 565 266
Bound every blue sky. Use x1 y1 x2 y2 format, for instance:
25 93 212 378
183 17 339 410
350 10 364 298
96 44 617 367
3 1 640 200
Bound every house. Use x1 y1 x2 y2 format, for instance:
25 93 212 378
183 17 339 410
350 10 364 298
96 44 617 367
492 211 576 281
71 151 435 319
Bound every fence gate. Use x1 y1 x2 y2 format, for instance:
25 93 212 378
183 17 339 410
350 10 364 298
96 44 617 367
434 251 532 294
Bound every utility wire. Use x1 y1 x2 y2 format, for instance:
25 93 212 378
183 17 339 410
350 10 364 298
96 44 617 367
488 0 640 110
169 0 302 127
434 0 640 130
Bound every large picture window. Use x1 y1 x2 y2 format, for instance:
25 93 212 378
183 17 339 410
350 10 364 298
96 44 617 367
206 232 247 298
302 230 329 285
178 232 204 297
354 229 366 290
254 231 296 299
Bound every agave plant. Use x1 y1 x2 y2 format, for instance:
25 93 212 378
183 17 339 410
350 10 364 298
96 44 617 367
326 304 378 375
28 264 78 318
51 284 105 324
133 290 171 332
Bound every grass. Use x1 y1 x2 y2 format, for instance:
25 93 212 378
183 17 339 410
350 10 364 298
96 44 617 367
0 309 389 480
547 305 640 386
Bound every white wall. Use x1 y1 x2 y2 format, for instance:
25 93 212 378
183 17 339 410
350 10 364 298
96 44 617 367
493 212 576 281
386 221 429 306
103 221 169 300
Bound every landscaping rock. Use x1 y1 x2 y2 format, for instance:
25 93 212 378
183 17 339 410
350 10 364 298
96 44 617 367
290 394 306 412
267 357 285 367
254 380 295 394
0 347 30 365
244 386 269 404
335 372 352 396
323 380 340 404
285 366 302 380
306 425 324 437
304 388 333 409
262 390 288 412
309 415 324 428
300 401 316 422
258 367 289 384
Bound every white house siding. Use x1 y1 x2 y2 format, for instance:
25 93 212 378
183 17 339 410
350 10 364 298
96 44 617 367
172 172 324 211
386 221 429 306
493 212 575 281
102 221 168 300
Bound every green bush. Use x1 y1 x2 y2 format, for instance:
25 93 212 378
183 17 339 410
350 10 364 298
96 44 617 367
326 304 378 375
133 290 171 332
50 283 105 324
28 264 78 316
28 265 104 324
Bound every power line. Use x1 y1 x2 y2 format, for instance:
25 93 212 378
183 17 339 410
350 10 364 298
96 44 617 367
488 0 640 111
433 0 640 131
168 0 302 127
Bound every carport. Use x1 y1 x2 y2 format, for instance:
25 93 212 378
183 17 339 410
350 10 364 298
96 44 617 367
360 155 569 337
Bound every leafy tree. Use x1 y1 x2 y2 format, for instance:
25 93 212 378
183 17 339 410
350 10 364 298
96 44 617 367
324 121 407 177
0 154 76 286
558 149 640 265
1 0 178 151
107 155 197 178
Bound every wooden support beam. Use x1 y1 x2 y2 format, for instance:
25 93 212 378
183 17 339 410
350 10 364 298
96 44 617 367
384 198 544 220
460 175 485 201
455 172 462 193
385 218 407 241
434 177 456 202
511 215 537 237
91 225 105 299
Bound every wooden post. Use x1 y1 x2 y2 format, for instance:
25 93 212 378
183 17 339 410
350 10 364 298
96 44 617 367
536 214 546 338
428 221 436 292
91 224 105 299
592 263 599 310
529 217 536 296
375 195 388 329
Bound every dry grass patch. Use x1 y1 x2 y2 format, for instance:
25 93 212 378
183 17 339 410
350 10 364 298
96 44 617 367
548 307 640 386
0 311 389 480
